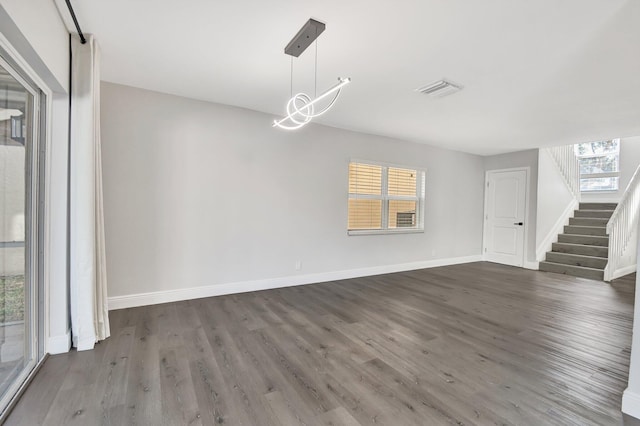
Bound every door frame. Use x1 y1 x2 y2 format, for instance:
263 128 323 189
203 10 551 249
0 28 52 421
482 167 530 268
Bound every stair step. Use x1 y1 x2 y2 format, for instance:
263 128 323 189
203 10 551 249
552 242 608 258
569 217 609 227
558 234 609 246
539 261 604 280
563 225 607 236
545 252 608 269
579 202 618 210
574 209 614 219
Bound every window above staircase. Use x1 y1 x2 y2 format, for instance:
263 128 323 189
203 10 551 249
574 139 620 192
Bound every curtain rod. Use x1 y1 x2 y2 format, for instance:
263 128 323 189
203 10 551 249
65 0 86 44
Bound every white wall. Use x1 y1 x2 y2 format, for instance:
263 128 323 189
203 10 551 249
101 82 485 305
483 150 539 267
47 95 69 353
582 136 640 202
535 149 577 261
0 3 70 353
622 226 640 419
0 0 68 92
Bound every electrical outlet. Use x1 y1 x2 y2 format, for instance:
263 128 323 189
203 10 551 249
295 260 302 271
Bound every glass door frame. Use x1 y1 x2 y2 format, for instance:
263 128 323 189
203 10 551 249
0 49 46 418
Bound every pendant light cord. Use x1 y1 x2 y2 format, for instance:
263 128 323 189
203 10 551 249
314 32 318 98
290 56 293 98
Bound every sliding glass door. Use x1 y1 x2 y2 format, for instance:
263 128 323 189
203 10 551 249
0 53 43 416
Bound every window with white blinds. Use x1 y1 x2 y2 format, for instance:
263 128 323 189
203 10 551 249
348 161 425 234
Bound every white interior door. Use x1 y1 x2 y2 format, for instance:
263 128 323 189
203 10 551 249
484 169 527 267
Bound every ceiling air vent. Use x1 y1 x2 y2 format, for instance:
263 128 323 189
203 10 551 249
415 79 462 98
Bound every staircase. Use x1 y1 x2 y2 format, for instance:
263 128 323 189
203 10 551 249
539 202 616 280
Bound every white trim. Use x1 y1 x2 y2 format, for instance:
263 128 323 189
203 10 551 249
0 29 57 370
581 190 619 195
347 160 425 234
482 167 530 268
581 172 619 179
348 228 424 236
0 51 43 379
381 163 389 227
623 388 640 420
523 261 539 270
349 157 427 172
575 139 621 191
608 263 637 281
108 255 483 311
536 199 579 261
0 29 56 94
47 329 71 355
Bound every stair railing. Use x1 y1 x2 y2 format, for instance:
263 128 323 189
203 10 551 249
545 145 581 200
605 164 640 281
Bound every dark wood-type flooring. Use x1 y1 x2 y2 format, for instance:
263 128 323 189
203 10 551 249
6 262 637 425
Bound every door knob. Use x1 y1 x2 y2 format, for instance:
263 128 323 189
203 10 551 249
514 222 524 226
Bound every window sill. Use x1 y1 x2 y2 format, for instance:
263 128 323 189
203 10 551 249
348 228 425 236
580 190 619 193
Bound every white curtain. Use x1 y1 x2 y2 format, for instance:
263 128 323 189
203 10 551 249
70 34 110 351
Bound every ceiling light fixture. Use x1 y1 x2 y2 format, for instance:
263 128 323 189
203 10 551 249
273 19 351 130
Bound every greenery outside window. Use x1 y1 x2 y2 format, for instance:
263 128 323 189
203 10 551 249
574 139 620 192
348 161 425 235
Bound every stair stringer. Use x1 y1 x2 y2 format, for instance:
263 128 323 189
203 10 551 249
536 198 579 262
536 148 581 267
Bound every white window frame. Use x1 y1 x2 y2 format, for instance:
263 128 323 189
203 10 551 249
575 139 620 192
0 42 47 420
347 160 425 236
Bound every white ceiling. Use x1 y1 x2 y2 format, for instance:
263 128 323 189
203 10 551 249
71 0 640 155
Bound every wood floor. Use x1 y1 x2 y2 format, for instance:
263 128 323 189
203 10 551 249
6 262 636 425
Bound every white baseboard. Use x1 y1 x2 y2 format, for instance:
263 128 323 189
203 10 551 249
609 264 637 281
523 261 539 270
536 199 579 261
108 255 483 310
48 329 71 354
623 388 640 420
